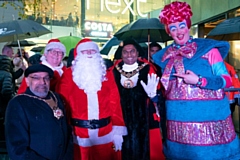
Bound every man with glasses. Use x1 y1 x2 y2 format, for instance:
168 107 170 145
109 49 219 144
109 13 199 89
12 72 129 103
18 39 67 94
111 38 164 160
57 38 127 160
5 64 73 160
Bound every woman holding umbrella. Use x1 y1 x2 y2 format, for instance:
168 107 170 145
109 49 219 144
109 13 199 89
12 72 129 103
152 1 240 160
17 39 67 94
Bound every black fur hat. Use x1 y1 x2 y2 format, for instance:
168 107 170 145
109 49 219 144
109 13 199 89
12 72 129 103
114 38 145 60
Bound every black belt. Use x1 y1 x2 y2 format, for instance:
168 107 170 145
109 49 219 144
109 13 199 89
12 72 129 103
71 117 111 129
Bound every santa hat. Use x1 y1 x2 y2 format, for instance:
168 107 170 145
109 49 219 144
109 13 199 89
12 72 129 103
74 38 99 58
44 39 66 57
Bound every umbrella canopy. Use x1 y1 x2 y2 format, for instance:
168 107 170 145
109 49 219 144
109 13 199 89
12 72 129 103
114 18 172 43
0 19 51 42
58 36 82 56
100 36 148 56
100 37 121 55
30 46 45 53
206 16 240 41
6 40 36 47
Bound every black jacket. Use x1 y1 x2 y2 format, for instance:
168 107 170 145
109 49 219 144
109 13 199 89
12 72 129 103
112 60 159 160
5 88 73 160
0 55 14 117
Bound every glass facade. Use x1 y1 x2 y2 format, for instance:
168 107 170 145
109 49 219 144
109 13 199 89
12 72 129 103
24 0 164 42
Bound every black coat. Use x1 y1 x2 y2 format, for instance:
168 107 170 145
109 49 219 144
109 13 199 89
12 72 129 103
0 55 14 118
5 88 73 160
112 60 159 160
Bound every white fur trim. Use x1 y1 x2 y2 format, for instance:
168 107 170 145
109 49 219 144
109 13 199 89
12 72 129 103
87 92 99 119
41 58 64 76
73 130 113 147
121 63 139 87
40 55 45 62
77 41 99 55
73 126 127 147
44 42 66 56
112 126 128 136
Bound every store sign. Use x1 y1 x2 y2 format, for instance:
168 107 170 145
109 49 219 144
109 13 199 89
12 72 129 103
84 21 113 38
86 0 147 17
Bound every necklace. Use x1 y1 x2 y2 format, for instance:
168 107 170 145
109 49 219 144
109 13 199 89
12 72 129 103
19 91 64 120
115 63 147 78
172 36 193 49
115 62 147 88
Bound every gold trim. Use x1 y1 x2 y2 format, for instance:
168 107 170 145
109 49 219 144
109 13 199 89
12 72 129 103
19 91 64 120
123 79 134 88
115 63 147 78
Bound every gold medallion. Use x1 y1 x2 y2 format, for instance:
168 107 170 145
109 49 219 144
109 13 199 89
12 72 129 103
123 79 134 88
53 108 64 120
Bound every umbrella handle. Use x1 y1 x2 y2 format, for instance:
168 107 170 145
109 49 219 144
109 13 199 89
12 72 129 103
148 29 150 62
17 40 22 57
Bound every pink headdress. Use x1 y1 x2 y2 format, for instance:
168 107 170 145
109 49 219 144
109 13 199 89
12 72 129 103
159 1 193 33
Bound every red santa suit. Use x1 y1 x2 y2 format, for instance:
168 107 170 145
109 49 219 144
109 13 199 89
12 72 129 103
17 39 67 94
56 39 127 160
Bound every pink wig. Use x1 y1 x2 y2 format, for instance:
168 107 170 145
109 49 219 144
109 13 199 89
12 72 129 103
159 1 193 34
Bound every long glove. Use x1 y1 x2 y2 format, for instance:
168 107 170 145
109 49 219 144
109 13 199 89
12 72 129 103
140 73 159 98
112 135 123 152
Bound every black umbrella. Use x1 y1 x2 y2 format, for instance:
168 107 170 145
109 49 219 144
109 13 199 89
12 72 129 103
0 19 51 56
6 40 36 47
100 37 121 55
0 19 51 42
114 18 172 43
206 16 240 41
30 46 45 53
114 18 172 60
100 36 148 56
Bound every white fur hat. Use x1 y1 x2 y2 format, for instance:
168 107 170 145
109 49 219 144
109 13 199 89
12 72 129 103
74 38 99 58
44 39 66 57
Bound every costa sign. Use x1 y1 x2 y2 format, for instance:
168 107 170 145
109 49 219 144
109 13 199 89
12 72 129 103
86 0 147 17
84 21 113 38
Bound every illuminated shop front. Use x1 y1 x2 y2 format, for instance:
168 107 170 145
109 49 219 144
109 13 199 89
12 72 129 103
24 0 164 43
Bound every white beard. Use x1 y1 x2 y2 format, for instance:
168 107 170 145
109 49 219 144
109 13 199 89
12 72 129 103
72 53 106 93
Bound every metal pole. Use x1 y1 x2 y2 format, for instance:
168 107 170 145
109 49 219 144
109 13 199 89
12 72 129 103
148 13 150 61
17 39 22 57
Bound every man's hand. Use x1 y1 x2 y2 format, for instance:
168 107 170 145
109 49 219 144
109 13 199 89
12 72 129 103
173 70 198 85
140 73 159 98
